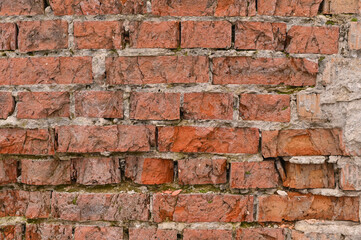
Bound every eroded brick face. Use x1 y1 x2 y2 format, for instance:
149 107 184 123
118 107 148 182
0 0 359 238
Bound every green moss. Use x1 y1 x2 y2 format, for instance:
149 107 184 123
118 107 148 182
245 171 251 175
326 20 336 25
351 18 358 22
274 86 308 95
282 106 289 111
319 56 325 62
72 196 78 205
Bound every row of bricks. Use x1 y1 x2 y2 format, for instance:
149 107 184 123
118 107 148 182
0 20 339 54
0 0 355 17
0 224 342 240
0 127 346 156
0 158 354 190
0 56 318 86
0 189 359 222
0 91 293 122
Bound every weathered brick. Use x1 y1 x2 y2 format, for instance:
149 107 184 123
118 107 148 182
323 0 359 14
74 226 123 240
130 21 180 48
72 158 121 185
0 0 44 16
236 228 285 240
21 159 71 185
0 92 14 119
283 162 335 189
153 193 254 222
0 225 23 240
178 159 227 185
129 228 177 240
106 56 209 84
0 57 92 85
182 93 233 120
183 229 232 240
258 193 359 222
75 91 123 118
0 159 17 185
49 0 146 15
0 128 54 155
74 21 123 49
125 157 174 185
297 93 321 121
130 92 180 120
181 21 232 48
17 92 70 119
231 161 279 189
152 0 256 16
349 22 361 50
292 230 342 240
235 22 286 50
262 128 346 158
0 23 17 50
212 57 318 86
286 26 339 54
56 125 155 153
339 162 361 190
258 0 323 17
0 190 51 219
158 126 259 154
26 224 72 240
239 94 290 122
51 192 149 221
18 20 68 52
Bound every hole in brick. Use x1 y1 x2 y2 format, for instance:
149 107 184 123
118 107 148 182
178 22 182 48
122 29 130 48
119 158 126 181
177 233 182 240
17 160 21 179
231 24 236 46
44 0 50 8
174 160 178 182
124 228 129 239
318 0 325 14
255 0 258 11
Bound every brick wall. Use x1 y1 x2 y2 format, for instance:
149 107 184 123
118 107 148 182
0 0 361 239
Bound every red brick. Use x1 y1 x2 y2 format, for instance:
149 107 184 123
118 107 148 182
0 159 17 185
0 92 14 119
56 125 155 153
153 193 254 222
51 192 149 221
21 159 71 185
18 20 68 52
26 224 72 240
212 57 318 86
235 22 286 50
258 0 323 17
258 193 359 222
230 161 279 189
181 21 232 48
152 0 256 16
339 163 361 190
183 229 232 240
182 93 233 120
74 226 123 240
237 228 285 240
130 21 180 48
106 56 209 84
292 230 341 240
0 128 54 155
75 91 123 118
17 92 70 119
0 190 51 219
0 23 17 50
240 94 290 122
283 162 335 189
0 225 23 240
125 157 174 185
262 128 346 158
158 126 259 154
72 158 121 185
129 228 177 240
130 92 180 120
49 0 146 15
0 57 92 85
0 0 44 16
323 0 359 14
297 93 322 121
286 26 339 54
74 21 123 49
178 159 227 185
